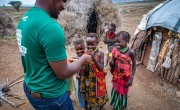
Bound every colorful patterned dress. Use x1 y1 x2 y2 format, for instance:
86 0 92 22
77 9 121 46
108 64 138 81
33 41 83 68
80 49 108 109
77 67 86 108
110 47 132 110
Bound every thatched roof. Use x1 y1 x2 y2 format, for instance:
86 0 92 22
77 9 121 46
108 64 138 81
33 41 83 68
57 0 121 43
0 11 15 37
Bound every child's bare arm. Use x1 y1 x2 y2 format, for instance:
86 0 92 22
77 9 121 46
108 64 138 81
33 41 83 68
93 52 104 71
125 49 136 88
130 49 136 79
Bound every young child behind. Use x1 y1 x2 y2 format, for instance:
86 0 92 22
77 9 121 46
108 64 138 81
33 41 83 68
109 31 136 110
103 23 117 66
82 33 108 110
104 23 116 52
73 38 86 110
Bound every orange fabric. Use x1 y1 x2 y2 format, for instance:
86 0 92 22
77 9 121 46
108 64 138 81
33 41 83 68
111 47 132 80
110 47 132 94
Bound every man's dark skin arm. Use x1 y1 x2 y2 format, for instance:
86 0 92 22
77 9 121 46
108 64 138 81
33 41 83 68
125 50 136 87
49 54 91 79
92 52 104 71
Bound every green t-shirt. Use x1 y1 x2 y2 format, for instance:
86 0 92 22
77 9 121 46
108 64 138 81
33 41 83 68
16 7 67 98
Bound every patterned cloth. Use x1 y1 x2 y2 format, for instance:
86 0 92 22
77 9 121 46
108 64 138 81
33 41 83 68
77 70 85 108
110 88 128 110
106 32 115 39
80 49 108 108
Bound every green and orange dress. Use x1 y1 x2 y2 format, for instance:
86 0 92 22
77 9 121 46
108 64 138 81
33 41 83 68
80 49 108 109
110 47 132 110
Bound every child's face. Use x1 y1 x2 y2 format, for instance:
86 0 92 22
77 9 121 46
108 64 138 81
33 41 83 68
115 35 127 49
108 26 115 35
75 44 85 57
86 37 98 53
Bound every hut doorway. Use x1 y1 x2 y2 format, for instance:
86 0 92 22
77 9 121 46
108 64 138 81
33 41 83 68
87 10 98 33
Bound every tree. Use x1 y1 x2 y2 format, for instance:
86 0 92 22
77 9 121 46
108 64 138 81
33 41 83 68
8 1 22 12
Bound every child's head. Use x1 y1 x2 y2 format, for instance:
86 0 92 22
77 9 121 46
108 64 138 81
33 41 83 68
85 33 99 52
73 38 85 57
115 31 130 49
107 23 116 35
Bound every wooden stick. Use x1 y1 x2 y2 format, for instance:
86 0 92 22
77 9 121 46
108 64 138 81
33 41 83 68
0 95 17 107
16 102 26 107
7 94 24 100
6 75 24 87
9 79 24 88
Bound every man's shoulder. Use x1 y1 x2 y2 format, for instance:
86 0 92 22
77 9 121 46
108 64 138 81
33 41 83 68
41 22 63 34
26 7 56 27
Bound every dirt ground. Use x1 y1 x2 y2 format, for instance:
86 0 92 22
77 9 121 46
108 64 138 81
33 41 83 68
0 1 180 110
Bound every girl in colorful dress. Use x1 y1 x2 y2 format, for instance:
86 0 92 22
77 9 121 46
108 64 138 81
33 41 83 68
81 33 108 110
109 31 136 110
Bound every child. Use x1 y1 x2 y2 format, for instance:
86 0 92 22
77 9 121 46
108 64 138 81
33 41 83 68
103 23 116 53
82 33 108 110
72 38 86 110
103 23 117 66
66 60 76 96
109 31 136 110
66 76 76 96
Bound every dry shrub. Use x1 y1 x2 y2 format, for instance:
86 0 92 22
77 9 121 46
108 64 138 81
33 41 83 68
0 11 15 37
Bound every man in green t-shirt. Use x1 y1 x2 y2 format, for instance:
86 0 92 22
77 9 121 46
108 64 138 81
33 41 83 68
16 0 91 109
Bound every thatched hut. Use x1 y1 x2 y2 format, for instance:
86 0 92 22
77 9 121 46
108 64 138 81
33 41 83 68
131 0 180 84
0 11 15 37
57 0 121 45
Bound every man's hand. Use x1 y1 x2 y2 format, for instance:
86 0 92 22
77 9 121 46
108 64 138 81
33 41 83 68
49 54 91 79
80 54 92 64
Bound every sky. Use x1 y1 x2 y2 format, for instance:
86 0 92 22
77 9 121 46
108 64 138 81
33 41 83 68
0 0 145 6
0 0 36 6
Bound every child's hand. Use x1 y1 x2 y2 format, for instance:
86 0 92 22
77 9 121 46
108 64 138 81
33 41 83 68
125 77 133 88
107 56 113 62
76 74 80 79
108 55 114 66
88 51 96 60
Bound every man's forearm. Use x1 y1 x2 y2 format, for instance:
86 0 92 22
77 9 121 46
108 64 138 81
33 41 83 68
61 58 85 79
67 58 85 76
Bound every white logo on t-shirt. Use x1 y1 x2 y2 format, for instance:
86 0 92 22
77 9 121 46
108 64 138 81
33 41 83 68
22 16 28 21
16 29 27 56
